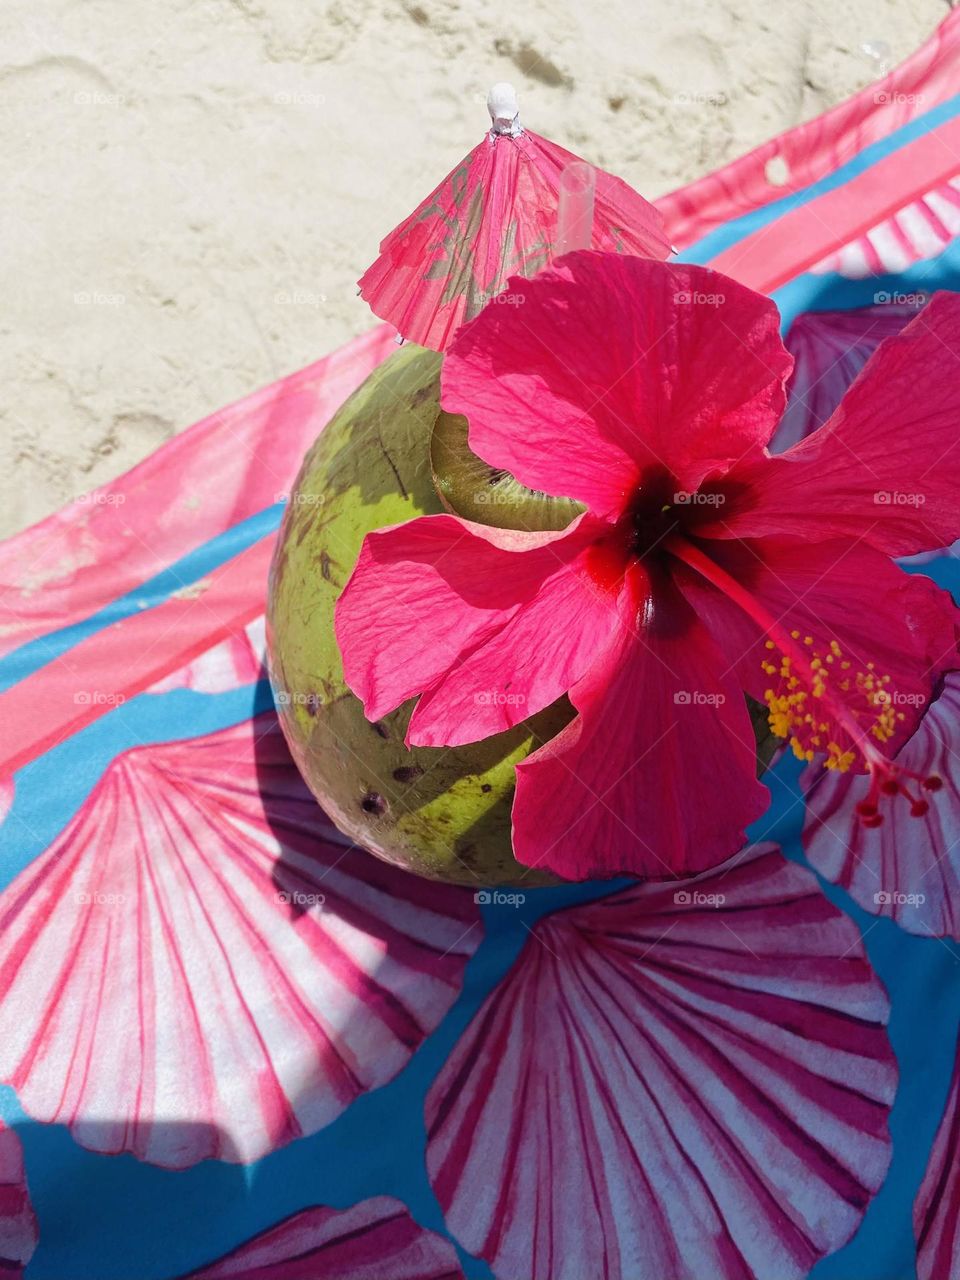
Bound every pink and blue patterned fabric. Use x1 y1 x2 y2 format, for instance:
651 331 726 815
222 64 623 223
3 13 960 1278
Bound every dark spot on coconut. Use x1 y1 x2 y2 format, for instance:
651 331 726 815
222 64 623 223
305 692 323 716
319 551 335 582
393 765 423 783
372 721 390 739
481 783 492 793
375 429 409 500
608 95 626 112
361 791 388 815
411 381 436 404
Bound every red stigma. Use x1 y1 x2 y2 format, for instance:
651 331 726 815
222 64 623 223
855 760 942 827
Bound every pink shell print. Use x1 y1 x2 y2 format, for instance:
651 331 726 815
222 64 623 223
811 176 960 278
179 1197 463 1280
426 843 896 1280
803 672 960 938
147 617 266 695
777 303 922 452
0 1121 37 1278
914 1031 960 1280
0 715 481 1168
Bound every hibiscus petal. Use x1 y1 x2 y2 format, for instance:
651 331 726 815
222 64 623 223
407 552 625 747
673 536 960 755
700 291 960 555
512 572 767 880
802 672 960 938
442 252 793 517
336 512 620 743
426 844 896 1280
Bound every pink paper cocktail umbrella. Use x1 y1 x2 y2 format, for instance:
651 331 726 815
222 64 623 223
358 83 673 350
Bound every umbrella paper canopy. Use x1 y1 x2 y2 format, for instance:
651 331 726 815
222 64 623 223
358 83 673 350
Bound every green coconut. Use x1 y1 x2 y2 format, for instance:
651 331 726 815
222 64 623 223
267 343 778 886
267 344 575 886
430 404 584 531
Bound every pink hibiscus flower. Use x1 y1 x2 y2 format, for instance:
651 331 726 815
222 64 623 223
336 252 960 881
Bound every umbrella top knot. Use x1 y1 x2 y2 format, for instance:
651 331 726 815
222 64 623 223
487 82 522 136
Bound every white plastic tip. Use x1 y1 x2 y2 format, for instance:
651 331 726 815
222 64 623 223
487 82 520 131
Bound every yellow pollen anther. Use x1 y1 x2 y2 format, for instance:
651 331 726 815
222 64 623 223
759 633 901 773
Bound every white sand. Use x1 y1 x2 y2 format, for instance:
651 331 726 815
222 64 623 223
0 0 946 538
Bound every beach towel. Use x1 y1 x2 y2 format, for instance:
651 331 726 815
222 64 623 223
3 13 960 1278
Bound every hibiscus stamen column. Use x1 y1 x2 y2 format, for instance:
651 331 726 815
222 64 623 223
665 535 943 825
